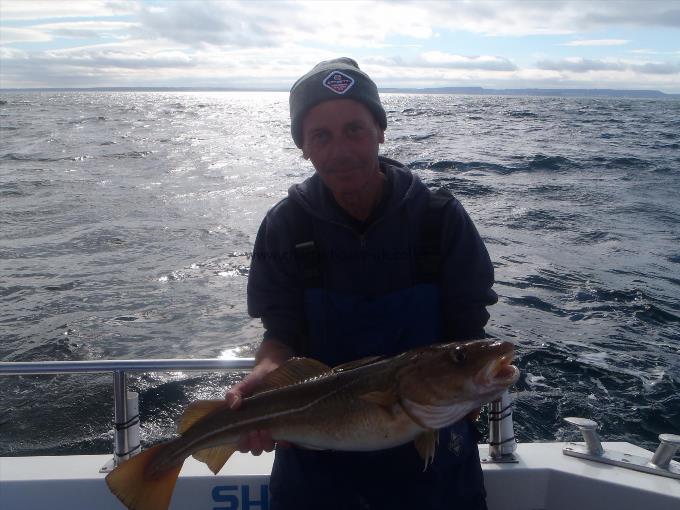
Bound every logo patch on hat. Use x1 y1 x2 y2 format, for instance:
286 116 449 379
323 70 355 94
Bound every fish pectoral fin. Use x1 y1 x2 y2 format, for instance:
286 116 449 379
414 430 439 471
178 400 229 434
105 443 183 510
252 358 331 395
359 390 399 410
193 444 239 475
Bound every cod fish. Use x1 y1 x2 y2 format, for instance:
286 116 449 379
106 339 519 510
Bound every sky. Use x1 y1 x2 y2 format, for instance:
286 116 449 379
1 0 679 93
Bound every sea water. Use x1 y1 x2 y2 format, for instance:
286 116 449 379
1 91 678 455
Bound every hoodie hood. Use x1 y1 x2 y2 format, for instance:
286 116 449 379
288 157 427 225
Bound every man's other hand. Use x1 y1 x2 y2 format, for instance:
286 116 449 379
224 338 293 455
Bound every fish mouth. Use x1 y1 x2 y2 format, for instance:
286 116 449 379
485 354 520 386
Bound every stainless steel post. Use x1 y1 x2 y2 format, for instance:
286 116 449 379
113 370 130 465
488 398 503 459
487 390 517 461
564 417 603 456
650 434 680 469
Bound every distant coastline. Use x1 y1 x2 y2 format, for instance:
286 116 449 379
1 86 678 99
381 86 680 99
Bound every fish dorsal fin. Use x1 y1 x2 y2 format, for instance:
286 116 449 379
193 444 239 475
178 400 228 434
252 357 331 395
333 355 383 372
414 430 439 470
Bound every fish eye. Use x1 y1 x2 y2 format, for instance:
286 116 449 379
451 348 466 363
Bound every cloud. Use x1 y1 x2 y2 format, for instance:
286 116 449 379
2 1 680 43
0 0 137 20
629 48 680 57
363 53 512 72
1 1 679 92
564 39 629 46
361 53 517 73
33 21 139 40
29 38 197 70
50 49 194 70
415 0 680 36
581 2 680 30
0 26 52 43
536 57 680 75
3 1 679 53
420 52 515 70
537 58 627 72
136 1 278 47
630 61 680 75
0 20 139 45
131 1 435 49
0 40 327 88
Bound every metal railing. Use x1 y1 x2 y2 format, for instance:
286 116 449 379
2 358 677 480
0 358 522 470
0 358 256 376
0 358 256 469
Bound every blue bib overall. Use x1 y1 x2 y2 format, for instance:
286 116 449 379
268 283 488 510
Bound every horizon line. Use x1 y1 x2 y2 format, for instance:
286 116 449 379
1 86 678 97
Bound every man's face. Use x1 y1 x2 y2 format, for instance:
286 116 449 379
301 99 385 196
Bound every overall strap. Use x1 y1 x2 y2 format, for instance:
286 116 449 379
416 187 454 283
291 187 454 288
289 199 323 288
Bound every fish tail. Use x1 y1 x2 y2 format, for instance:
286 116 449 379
105 443 183 510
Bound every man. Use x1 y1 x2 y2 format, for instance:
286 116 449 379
226 58 497 510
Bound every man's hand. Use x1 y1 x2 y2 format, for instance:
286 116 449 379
224 339 293 455
225 366 278 455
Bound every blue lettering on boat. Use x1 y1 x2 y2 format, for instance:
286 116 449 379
212 484 269 510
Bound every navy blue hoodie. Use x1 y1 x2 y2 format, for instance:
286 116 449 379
247 157 497 364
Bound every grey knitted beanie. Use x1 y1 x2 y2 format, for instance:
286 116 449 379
289 57 387 148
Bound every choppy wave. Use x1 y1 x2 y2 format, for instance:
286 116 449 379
409 154 582 174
